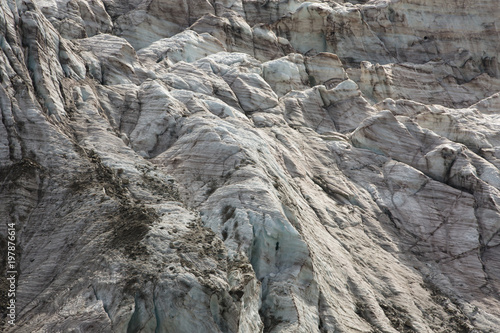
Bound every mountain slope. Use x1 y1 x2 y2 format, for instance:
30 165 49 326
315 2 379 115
1 0 500 332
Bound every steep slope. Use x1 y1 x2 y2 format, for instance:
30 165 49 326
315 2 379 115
1 0 500 332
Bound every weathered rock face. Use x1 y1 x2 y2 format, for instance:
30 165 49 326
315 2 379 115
1 0 500 332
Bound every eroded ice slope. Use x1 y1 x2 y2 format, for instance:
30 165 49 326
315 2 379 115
1 0 500 332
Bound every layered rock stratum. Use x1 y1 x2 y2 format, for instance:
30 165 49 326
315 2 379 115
1 0 500 332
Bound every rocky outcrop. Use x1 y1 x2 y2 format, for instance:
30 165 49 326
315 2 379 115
1 0 500 332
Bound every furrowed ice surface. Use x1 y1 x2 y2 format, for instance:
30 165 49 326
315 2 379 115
1 0 500 332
